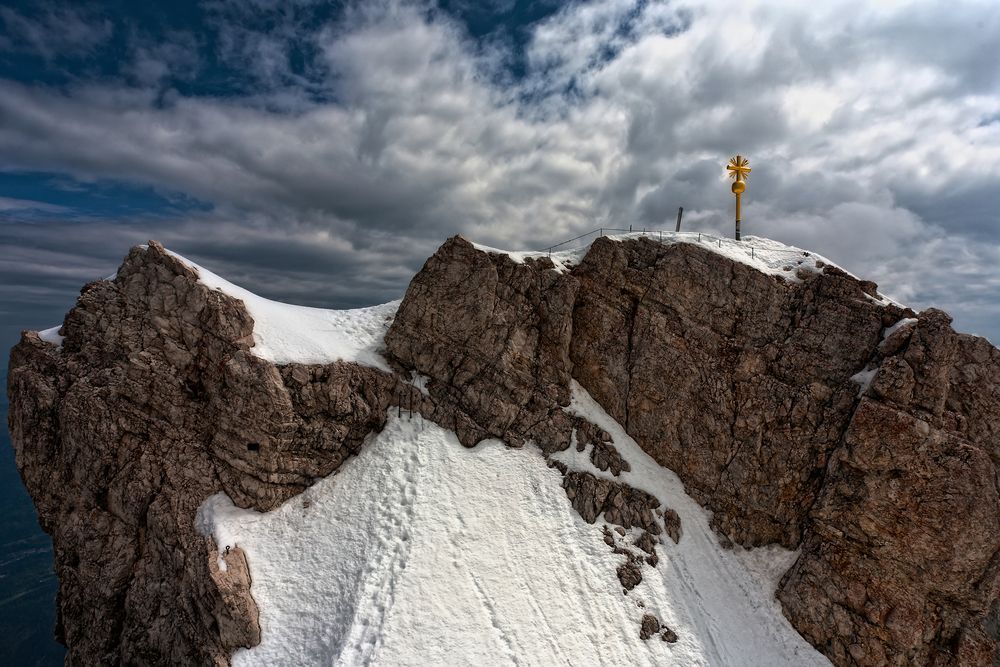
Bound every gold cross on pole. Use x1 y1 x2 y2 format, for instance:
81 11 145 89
726 154 750 240
727 154 751 182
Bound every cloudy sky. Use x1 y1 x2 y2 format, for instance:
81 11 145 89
1 0 998 357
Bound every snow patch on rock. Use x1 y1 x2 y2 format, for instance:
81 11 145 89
37 325 65 348
851 368 878 397
469 241 580 274
474 232 845 286
883 317 919 340
165 250 398 369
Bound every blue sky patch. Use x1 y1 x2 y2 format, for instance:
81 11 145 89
0 170 212 221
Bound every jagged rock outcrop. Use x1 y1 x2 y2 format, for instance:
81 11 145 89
381 235 1000 665
569 237 914 548
384 236 579 449
7 243 409 664
8 234 1000 666
778 312 1000 665
562 470 661 534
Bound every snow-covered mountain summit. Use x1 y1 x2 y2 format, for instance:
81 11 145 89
8 234 1000 666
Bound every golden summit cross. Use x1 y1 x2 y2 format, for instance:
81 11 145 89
726 154 751 240
726 154 751 182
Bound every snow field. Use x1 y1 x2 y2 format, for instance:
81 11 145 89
199 416 670 665
198 387 829 666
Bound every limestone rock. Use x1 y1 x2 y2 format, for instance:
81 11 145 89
7 242 402 664
617 560 643 591
662 509 682 545
562 470 662 535
590 439 631 476
640 613 661 640
384 236 578 449
9 234 1000 667
777 311 1000 666
569 237 914 548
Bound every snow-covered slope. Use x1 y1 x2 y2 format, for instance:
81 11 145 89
167 250 398 370
198 382 829 666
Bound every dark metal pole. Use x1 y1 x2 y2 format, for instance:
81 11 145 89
735 191 742 241
735 196 741 241
675 206 683 232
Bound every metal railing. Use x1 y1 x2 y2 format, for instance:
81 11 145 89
542 226 815 261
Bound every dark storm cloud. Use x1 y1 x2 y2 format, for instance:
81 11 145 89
0 0 998 345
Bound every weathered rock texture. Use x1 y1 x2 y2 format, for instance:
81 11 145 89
7 243 411 664
9 234 1000 666
384 236 578 449
382 236 1000 665
569 238 912 548
778 312 1000 665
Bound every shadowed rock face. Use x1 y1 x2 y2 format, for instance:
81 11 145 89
8 235 1000 666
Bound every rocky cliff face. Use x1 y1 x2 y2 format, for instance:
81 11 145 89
7 244 409 664
779 313 1000 665
8 235 1000 666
